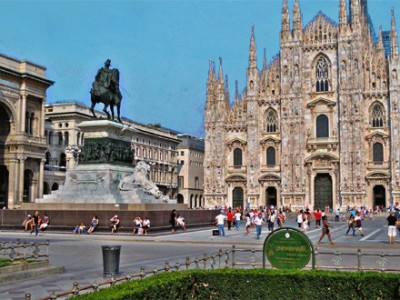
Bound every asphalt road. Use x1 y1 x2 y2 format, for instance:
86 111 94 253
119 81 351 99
0 214 398 300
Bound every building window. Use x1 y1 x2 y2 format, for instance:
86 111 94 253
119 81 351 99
373 143 384 163
180 151 184 156
77 132 81 146
178 176 184 189
64 132 69 146
180 160 184 165
267 147 276 167
59 153 67 168
195 176 199 189
58 132 63 146
371 103 385 128
265 109 278 133
316 57 329 92
233 148 242 166
316 114 329 138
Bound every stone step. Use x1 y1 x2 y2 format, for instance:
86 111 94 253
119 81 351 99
0 264 65 284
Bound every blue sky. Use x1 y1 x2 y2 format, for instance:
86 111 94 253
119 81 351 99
0 0 398 137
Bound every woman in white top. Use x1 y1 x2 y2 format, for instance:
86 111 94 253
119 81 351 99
234 211 241 230
245 213 252 235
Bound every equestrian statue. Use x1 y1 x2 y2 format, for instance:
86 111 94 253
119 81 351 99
90 59 123 123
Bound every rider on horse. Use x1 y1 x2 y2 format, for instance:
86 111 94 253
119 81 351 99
90 59 123 123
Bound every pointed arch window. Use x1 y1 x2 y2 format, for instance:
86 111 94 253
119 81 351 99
315 57 329 92
371 103 385 128
316 114 329 138
233 148 242 167
266 147 276 167
373 143 384 163
266 109 278 133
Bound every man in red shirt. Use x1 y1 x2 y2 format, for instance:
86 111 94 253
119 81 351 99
227 208 234 230
314 209 322 228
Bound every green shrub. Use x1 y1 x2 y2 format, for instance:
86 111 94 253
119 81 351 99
70 269 400 300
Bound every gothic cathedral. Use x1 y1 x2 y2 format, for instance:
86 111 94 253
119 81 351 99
204 0 400 211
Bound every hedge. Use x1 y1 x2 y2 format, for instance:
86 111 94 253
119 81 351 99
70 269 400 300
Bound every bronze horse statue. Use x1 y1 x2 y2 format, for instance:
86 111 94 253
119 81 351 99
90 68 123 123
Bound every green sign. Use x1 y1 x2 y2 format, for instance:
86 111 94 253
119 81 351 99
263 228 314 270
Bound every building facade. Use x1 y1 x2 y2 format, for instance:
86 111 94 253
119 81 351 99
177 134 204 208
43 102 180 199
204 0 400 210
0 54 53 208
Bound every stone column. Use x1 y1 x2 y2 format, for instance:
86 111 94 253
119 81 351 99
20 93 27 133
38 158 45 199
40 98 46 136
7 159 18 208
17 156 26 205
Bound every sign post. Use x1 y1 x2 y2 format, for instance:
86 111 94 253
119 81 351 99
263 227 315 269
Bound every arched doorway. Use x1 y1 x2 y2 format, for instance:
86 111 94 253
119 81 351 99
190 194 193 209
232 187 244 209
0 104 11 208
314 174 332 210
23 169 33 203
51 183 59 191
373 185 386 208
177 194 184 204
266 187 277 207
0 166 8 208
43 182 50 195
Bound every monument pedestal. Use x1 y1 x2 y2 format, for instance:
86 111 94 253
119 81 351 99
34 120 177 207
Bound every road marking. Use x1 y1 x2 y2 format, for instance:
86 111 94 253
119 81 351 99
360 229 380 241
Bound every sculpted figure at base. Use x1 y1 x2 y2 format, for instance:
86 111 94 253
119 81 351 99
119 161 163 198
90 59 123 123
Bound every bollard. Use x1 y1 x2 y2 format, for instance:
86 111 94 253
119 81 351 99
102 245 121 276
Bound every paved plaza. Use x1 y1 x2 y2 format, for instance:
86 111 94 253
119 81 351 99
0 215 399 300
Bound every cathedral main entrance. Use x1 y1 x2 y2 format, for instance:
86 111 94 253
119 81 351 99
373 185 386 208
266 187 277 207
314 174 332 210
232 187 243 209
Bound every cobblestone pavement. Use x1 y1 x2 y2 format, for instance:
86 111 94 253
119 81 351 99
0 214 398 300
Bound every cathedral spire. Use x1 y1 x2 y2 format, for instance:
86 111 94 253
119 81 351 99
262 48 267 71
218 57 224 82
249 24 257 69
339 0 348 30
225 75 230 104
391 7 399 57
350 0 361 30
208 59 215 81
281 0 291 41
292 0 302 39
235 80 239 104
377 26 384 52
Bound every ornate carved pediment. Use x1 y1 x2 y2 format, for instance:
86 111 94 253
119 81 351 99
365 172 390 180
259 136 280 147
304 152 339 164
365 131 389 141
307 97 336 109
303 12 338 45
258 174 280 181
225 175 247 182
227 137 247 150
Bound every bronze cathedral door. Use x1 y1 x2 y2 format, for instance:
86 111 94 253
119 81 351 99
314 174 333 210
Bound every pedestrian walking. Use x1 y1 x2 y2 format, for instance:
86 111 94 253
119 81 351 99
387 211 397 244
31 211 40 236
234 210 241 230
354 211 364 236
314 209 322 228
345 214 355 236
245 213 251 235
254 212 264 240
297 210 303 229
215 211 227 236
170 209 177 233
227 208 234 230
317 215 334 245
268 211 276 232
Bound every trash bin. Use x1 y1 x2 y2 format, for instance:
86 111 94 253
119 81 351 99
102 245 121 276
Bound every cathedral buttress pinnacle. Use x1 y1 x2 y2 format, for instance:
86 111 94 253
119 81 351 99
292 0 302 40
391 8 399 57
249 24 257 69
339 0 348 31
281 0 291 41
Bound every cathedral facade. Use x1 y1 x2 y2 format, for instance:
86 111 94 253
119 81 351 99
204 0 400 211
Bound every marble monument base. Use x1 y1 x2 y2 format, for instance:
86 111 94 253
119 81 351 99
36 163 176 205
